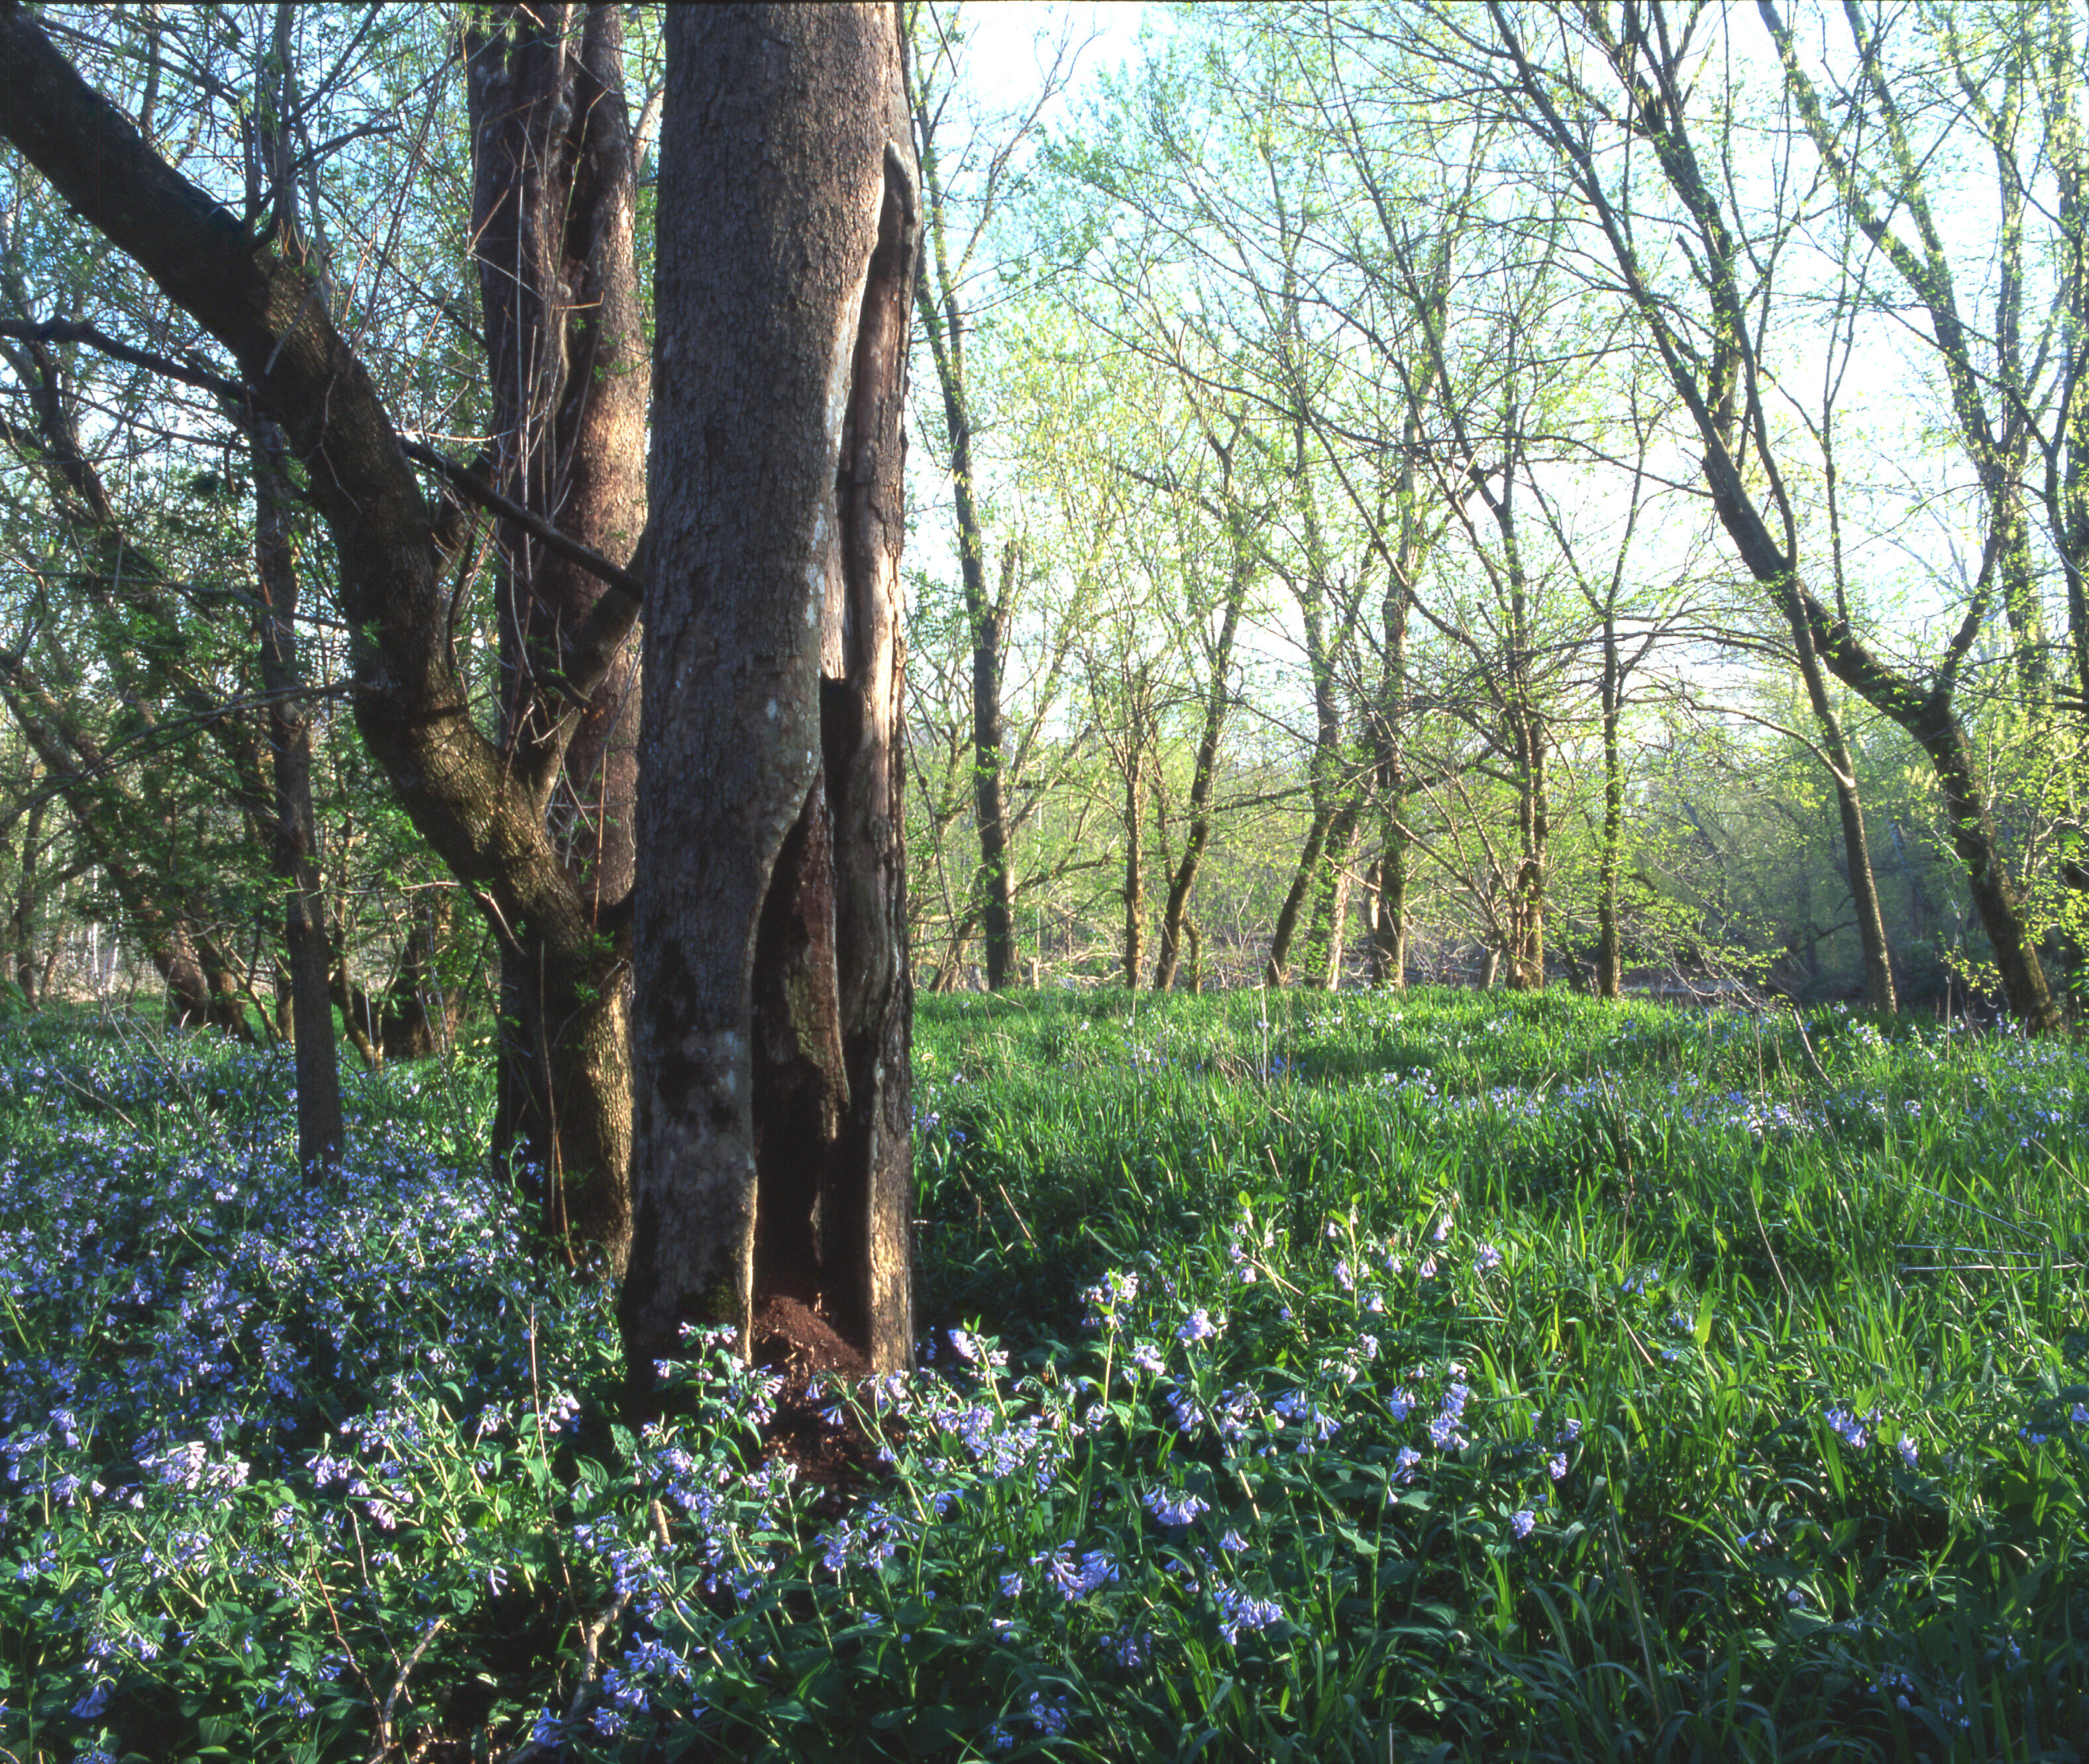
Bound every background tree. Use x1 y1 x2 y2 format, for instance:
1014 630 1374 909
1439 0 2061 1029
904 3 1083 992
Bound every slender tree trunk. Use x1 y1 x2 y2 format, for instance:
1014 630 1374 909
623 3 918 1390
971 545 1017 988
9 790 42 1005
1367 684 1411 992
249 414 342 1167
1122 745 1145 991
1596 624 1625 1000
1267 589 1344 987
907 79 1018 990
1788 621 1896 1012
1266 802 1334 988
1155 521 1249 991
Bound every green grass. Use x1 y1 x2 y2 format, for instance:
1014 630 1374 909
1 988 2085 1761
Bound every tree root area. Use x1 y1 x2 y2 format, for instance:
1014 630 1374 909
751 1292 886 1508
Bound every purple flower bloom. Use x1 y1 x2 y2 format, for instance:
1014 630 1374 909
1825 1406 1868 1450
1144 1487 1209 1527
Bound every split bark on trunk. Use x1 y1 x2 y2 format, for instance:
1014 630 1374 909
466 3 646 1244
622 4 918 1389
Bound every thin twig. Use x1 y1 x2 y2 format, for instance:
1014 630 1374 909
364 1616 450 1764
1786 1004 1831 1088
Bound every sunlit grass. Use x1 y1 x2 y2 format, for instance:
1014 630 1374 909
1 990 2084 1761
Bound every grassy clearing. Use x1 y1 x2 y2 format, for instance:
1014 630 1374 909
1 990 2085 1761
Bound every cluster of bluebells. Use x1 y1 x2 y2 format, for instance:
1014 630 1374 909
0 1029 616 1738
1359 1013 2089 1165
1819 1400 1931 1470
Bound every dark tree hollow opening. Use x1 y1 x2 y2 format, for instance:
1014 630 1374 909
749 753 869 1368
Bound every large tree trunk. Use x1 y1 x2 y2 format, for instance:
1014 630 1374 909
1367 849 1409 989
622 4 918 1390
466 3 646 1245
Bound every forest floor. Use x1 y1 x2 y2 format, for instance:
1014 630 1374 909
1 987 2085 1761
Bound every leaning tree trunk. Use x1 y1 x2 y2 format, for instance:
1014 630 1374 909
1789 613 1896 1013
622 3 918 1392
1265 802 1335 987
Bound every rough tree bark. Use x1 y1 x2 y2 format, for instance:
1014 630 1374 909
464 3 648 1233
621 3 918 1390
